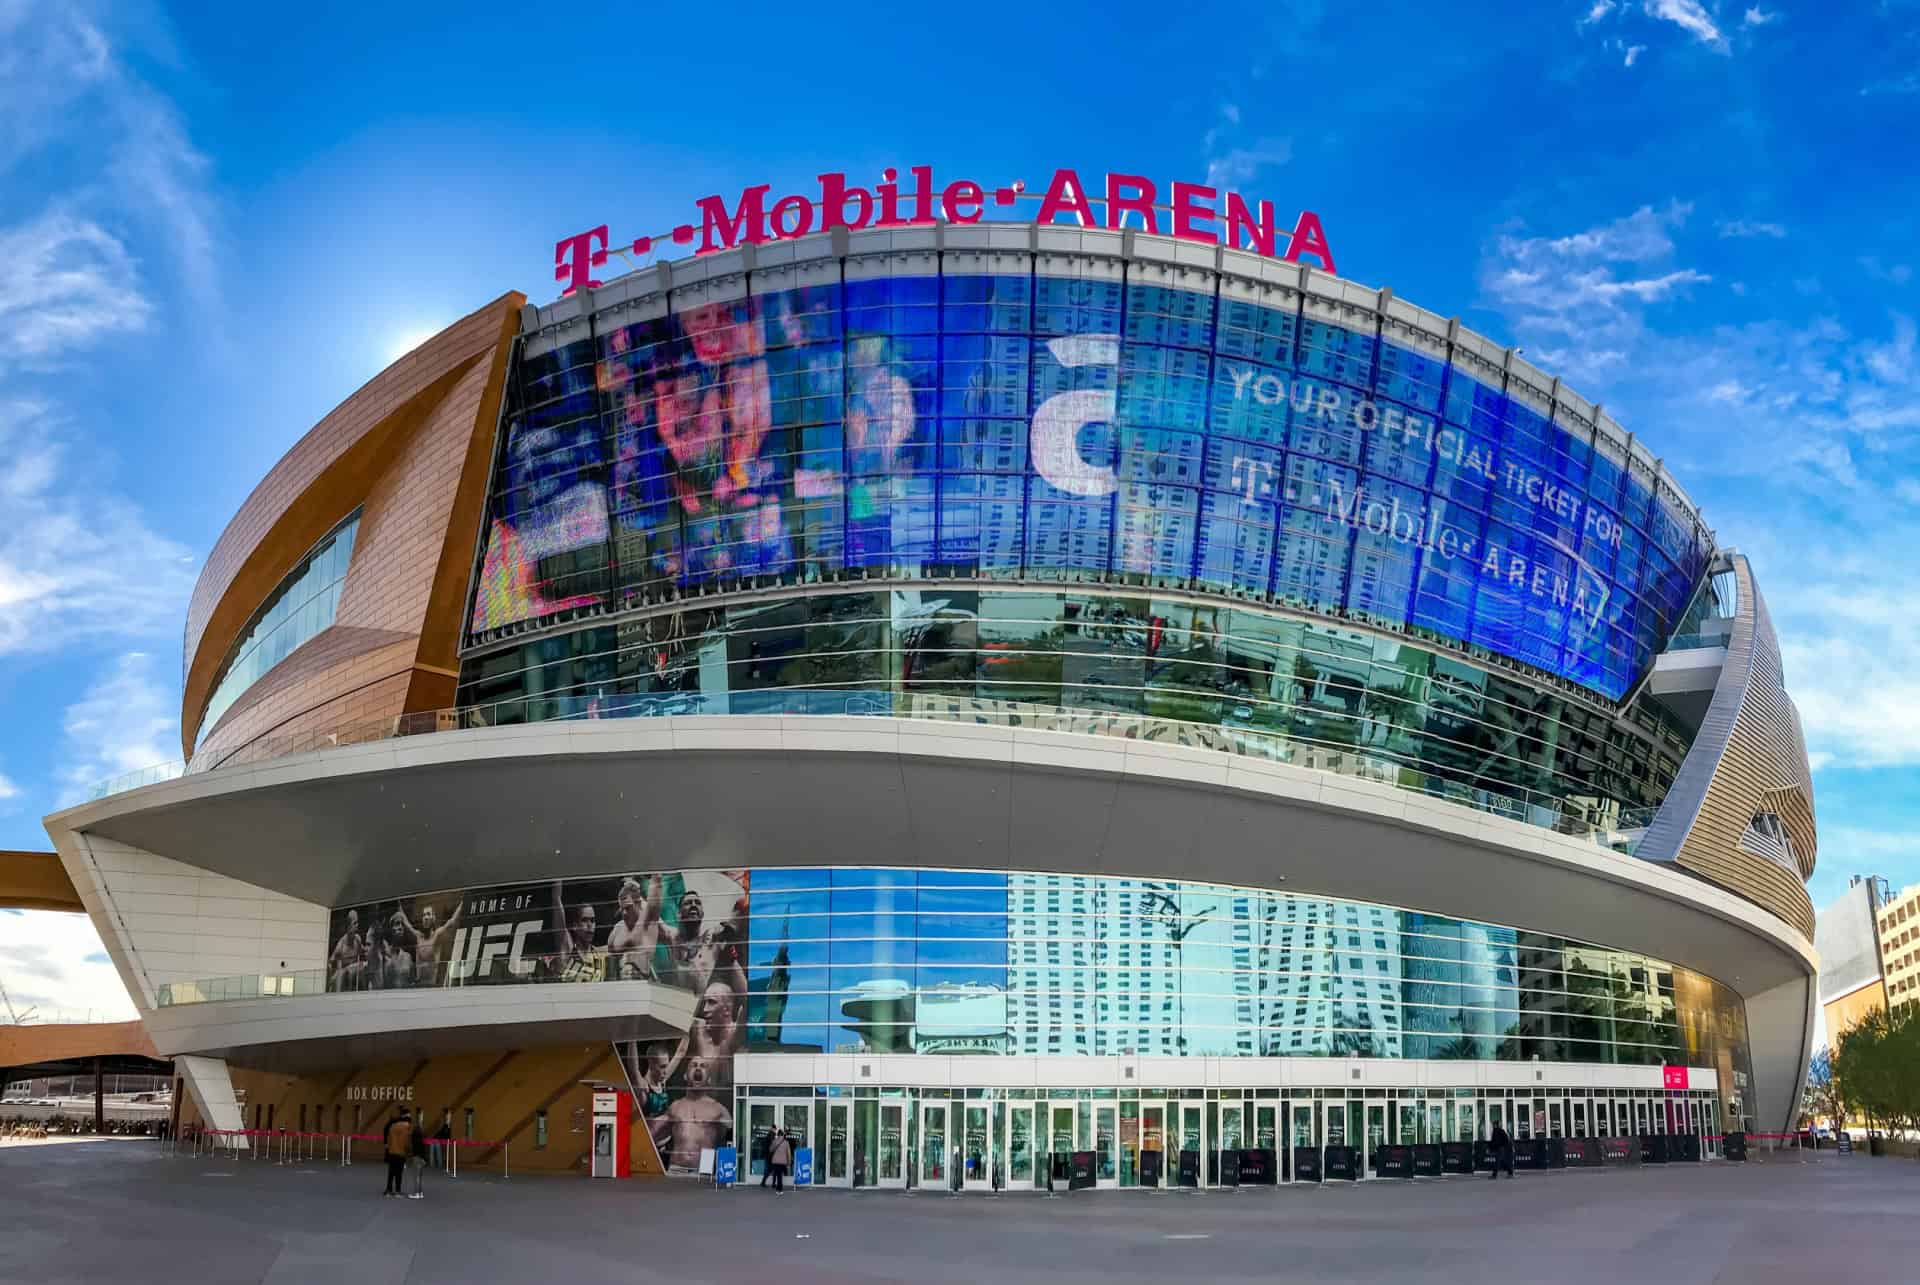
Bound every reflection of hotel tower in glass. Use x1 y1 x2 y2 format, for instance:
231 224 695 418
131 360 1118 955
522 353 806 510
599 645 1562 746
39 209 1822 1184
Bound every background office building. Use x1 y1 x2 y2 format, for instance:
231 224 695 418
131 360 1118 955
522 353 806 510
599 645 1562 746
1875 883 1920 1016
36 212 1819 1187
1816 876 1891 1039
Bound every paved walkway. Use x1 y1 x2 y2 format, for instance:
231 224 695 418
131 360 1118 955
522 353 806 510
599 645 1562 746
1 1139 1913 1284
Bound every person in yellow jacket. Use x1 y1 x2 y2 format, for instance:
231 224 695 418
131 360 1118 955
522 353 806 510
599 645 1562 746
383 1108 413 1198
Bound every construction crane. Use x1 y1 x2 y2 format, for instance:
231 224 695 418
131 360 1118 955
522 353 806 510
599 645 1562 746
0 975 38 1025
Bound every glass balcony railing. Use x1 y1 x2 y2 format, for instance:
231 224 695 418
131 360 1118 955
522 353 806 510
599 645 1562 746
1663 633 1730 652
154 952 655 1008
94 691 1658 860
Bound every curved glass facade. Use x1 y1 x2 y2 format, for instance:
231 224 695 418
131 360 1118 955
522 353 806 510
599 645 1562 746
325 864 1753 1075
459 588 1692 820
197 509 361 745
470 268 1710 700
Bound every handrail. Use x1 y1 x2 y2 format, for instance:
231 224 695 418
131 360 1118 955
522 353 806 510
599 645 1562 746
93 690 1656 859
155 951 667 1008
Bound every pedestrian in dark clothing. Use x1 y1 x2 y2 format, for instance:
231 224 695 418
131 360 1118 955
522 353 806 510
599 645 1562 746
434 1119 452 1170
1488 1124 1514 1179
408 1117 429 1199
766 1126 794 1194
383 1109 413 1197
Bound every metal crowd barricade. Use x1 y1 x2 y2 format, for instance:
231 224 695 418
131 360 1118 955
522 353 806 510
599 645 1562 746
447 1137 510 1181
167 1127 510 1182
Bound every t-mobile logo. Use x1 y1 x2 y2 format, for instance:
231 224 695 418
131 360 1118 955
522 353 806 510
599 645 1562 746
449 921 541 981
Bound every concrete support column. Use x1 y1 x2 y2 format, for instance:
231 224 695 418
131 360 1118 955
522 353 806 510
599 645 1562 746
1745 973 1817 1134
176 1054 246 1151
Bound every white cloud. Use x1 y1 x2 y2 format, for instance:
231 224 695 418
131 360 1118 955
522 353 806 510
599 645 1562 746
1717 218 1788 239
1860 256 1913 285
107 84 217 309
0 910 136 1023
1624 44 1647 65
1788 634 1920 768
1479 203 1709 380
1204 137 1293 189
0 771 17 801
0 400 195 658
1479 207 1920 771
1582 0 1618 24
0 6 219 317
1222 102 1241 125
0 212 152 362
1644 0 1728 50
1742 5 1778 26
57 651 180 805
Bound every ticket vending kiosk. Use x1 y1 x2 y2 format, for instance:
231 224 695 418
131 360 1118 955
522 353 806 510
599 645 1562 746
591 1089 632 1178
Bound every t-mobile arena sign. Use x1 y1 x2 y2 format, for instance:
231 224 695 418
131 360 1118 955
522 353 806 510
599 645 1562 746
554 167 1336 297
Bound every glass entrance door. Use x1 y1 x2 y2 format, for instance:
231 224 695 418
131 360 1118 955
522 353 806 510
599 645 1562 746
1289 1101 1316 1183
825 1102 853 1188
746 1099 812 1183
1254 1103 1278 1176
1175 1101 1206 1186
920 1102 949 1190
1006 1103 1039 1189
747 1103 776 1182
875 1101 907 1188
1217 1103 1244 1185
1048 1104 1076 1187
962 1103 992 1191
1140 1104 1167 1187
1363 1102 1386 1178
1094 1105 1119 1188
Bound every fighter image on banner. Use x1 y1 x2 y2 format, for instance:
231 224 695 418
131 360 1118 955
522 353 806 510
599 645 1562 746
328 867 750 1174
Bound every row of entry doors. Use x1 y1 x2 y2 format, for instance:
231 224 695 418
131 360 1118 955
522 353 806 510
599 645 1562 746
744 1093 1722 1190
747 1097 1241 1190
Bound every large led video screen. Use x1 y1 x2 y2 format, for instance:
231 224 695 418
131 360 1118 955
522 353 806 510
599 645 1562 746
469 273 1707 700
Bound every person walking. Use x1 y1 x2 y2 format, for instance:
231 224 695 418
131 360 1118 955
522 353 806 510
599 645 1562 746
433 1117 452 1170
408 1115 429 1199
766 1126 794 1195
383 1108 413 1198
1488 1123 1514 1180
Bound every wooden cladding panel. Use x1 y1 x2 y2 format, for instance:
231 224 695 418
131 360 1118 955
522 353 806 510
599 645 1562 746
1672 556 1817 938
194 1044 655 1176
182 292 525 756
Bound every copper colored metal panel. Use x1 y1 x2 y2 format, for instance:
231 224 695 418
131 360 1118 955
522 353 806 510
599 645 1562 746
0 849 83 912
0 1021 159 1064
182 292 526 757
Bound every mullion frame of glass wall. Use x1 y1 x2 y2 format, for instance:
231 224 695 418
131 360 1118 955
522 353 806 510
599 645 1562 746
744 866 1716 1067
478 274 1708 705
199 509 364 744
458 588 1679 816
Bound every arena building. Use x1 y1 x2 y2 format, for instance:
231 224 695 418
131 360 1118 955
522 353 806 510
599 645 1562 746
40 198 1818 1186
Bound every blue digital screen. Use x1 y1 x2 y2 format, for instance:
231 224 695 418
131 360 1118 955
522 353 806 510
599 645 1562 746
471 274 1708 700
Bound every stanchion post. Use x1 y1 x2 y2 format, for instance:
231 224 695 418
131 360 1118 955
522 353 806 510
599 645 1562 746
504 1142 510 1182
451 1139 458 1180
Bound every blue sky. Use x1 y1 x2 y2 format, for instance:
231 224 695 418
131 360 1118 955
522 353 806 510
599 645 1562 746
2 0 1917 1021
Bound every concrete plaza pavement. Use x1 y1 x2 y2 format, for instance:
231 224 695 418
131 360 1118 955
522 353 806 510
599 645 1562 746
1 1138 1913 1284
